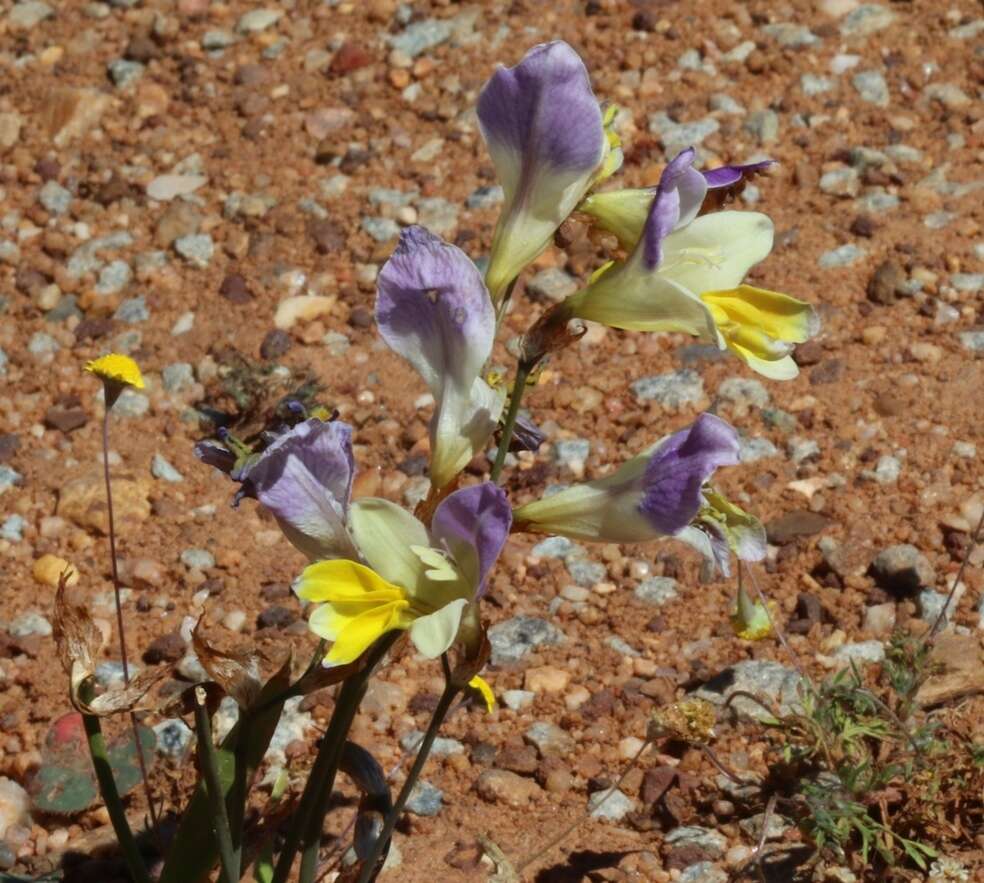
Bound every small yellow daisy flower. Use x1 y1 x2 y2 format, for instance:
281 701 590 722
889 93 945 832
85 354 145 390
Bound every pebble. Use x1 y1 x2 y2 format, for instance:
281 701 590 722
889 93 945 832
400 732 464 757
801 73 834 96
743 109 779 146
665 826 728 859
524 668 571 696
406 781 443 817
863 603 896 636
151 454 184 483
958 331 984 353
237 8 282 33
9 611 53 638
221 610 247 632
502 689 534 711
180 548 214 570
32 553 77 587
739 436 779 462
588 788 635 822
631 370 704 407
0 515 25 542
202 29 237 50
162 362 194 393
634 576 679 606
388 18 453 58
819 244 865 268
527 267 578 303
97 260 133 296
552 438 591 473
39 180 72 215
853 70 889 107
154 719 194 759
362 217 401 242
924 83 971 110
951 273 984 293
416 198 458 237
719 377 769 409
29 332 60 356
863 454 901 484
0 778 30 839
709 93 744 114
919 588 961 628
693 660 803 722
476 769 543 807
465 185 504 209
531 536 578 560
819 167 860 198
94 661 129 689
679 863 728 883
871 544 935 595
174 233 214 268
0 112 23 150
762 23 820 47
840 4 896 37
488 616 565 666
8 1 53 30
566 556 606 587
114 296 149 323
108 59 144 88
833 640 885 664
0 466 23 495
648 113 719 157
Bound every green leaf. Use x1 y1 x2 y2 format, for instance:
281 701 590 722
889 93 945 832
158 654 293 883
253 847 275 883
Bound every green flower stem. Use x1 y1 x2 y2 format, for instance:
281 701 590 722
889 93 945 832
490 360 531 483
273 633 398 883
194 689 239 883
79 685 150 883
354 679 460 883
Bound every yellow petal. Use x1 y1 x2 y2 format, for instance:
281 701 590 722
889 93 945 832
297 559 405 608
84 353 145 389
468 675 496 714
322 601 410 665
701 285 818 344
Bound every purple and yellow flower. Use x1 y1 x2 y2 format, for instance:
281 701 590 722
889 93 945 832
675 489 767 578
297 483 511 665
730 583 775 641
376 226 503 490
513 413 740 543
567 150 818 379
477 41 616 306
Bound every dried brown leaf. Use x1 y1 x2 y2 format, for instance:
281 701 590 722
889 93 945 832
79 666 167 716
192 617 262 709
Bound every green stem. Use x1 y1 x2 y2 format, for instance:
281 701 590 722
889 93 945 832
273 633 398 883
194 689 239 883
490 360 531 483
79 691 150 883
354 680 460 883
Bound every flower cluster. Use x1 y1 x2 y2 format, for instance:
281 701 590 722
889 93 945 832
197 40 818 678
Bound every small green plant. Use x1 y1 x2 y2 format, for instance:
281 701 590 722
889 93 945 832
30 712 156 816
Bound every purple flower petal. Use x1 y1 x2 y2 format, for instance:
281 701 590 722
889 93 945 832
510 412 546 453
702 159 774 189
430 482 512 598
640 148 708 270
639 413 740 534
194 440 237 475
376 225 494 396
238 419 357 561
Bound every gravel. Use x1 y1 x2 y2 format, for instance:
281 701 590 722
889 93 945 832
488 616 565 666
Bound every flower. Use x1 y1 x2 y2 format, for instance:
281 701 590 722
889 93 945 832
675 489 767 577
297 483 511 665
567 149 818 379
85 353 144 407
730 583 775 641
468 675 496 713
513 413 740 543
376 226 503 490
196 418 359 562
478 41 611 305
579 159 774 250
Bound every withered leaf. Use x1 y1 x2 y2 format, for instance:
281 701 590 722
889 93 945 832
192 617 262 709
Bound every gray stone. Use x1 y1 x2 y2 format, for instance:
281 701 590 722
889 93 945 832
871 544 935 595
588 788 635 821
361 217 400 243
762 23 820 47
949 19 984 40
679 863 728 883
819 244 865 268
665 826 727 859
28 332 59 355
833 641 885 664
264 697 315 770
719 377 769 408
368 187 417 208
634 577 679 606
959 330 984 353
1 514 25 541
801 73 834 96
180 548 214 570
113 388 149 417
884 144 922 164
202 29 237 50
39 181 72 215
94 661 130 689
552 438 590 470
863 454 901 484
465 185 504 210
919 588 961 629
527 267 578 303
9 611 52 637
853 70 889 107
840 4 896 37
762 408 797 433
68 232 134 278
0 347 7 376
925 212 956 230
162 362 194 393
744 110 779 146
952 441 977 458
677 49 703 71
152 454 184 483
488 616 565 666
502 689 534 711
113 296 149 323
739 436 779 463
174 233 214 268
237 8 282 33
96 260 133 295
388 18 453 58
855 190 899 214
607 635 640 657
820 167 860 198
951 273 984 293
322 331 350 357
648 112 720 157
9 1 53 29
709 93 744 114
566 557 606 587
154 718 194 759
0 465 23 494
924 83 971 111
631 370 704 407
108 59 145 89
406 781 443 817
400 732 463 757
417 197 458 237
722 41 756 63
739 812 791 841
788 437 820 464
530 536 579 559
525 722 574 756
693 660 803 722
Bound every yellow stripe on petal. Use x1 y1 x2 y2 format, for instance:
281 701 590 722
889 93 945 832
323 600 410 665
468 675 495 713
701 285 818 344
